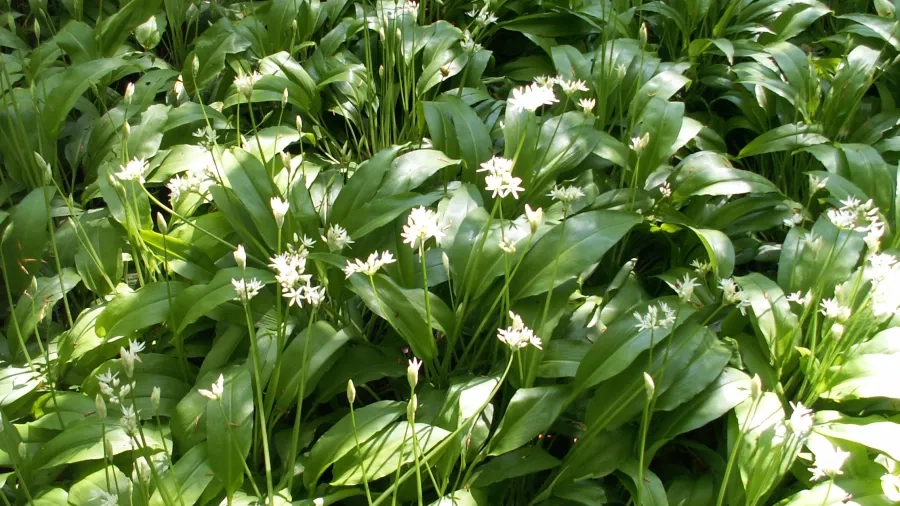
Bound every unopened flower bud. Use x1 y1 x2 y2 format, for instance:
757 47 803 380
124 82 135 105
151 386 161 411
234 245 247 270
33 19 40 40
295 115 303 134
192 55 200 76
156 212 168 234
642 372 655 399
407 394 417 421
407 358 422 390
441 251 450 274
525 204 542 234
123 122 131 137
280 151 291 170
17 442 26 459
347 379 356 404
750 374 762 400
281 88 289 107
95 394 107 419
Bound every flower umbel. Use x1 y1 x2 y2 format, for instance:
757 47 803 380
401 207 444 249
198 374 225 401
344 251 396 278
497 312 542 350
232 278 263 301
478 156 524 199
808 443 850 481
508 83 559 111
548 185 584 207
114 157 148 184
323 224 354 252
633 302 677 332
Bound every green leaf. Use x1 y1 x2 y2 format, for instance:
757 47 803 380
538 340 590 378
9 270 81 352
672 152 780 202
96 282 186 337
510 210 641 300
470 447 560 487
777 216 864 297
488 385 569 456
342 192 443 240
574 299 694 394
0 187 53 295
67 466 131 506
635 97 684 182
207 367 253 495
218 147 280 249
304 401 405 489
274 322 350 410
171 267 274 335
349 273 438 360
182 18 252 94
33 418 167 469
738 123 829 158
822 328 900 401
74 218 122 295
330 422 451 485
618 459 669 506
813 410 900 461
689 228 735 279
736 273 799 369
330 146 402 226
314 346 405 403
376 150 460 197
150 444 219 506
423 96 492 177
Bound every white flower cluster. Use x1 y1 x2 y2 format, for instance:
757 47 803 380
672 273 698 303
808 442 850 481
402 207 445 249
114 157 148 184
819 297 851 322
167 159 217 202
867 252 900 319
497 312 542 350
270 235 325 307
826 197 885 250
198 374 225 401
718 278 752 315
691 259 712 276
548 185 584 206
466 4 497 25
787 401 814 437
232 278 263 302
344 251 396 278
234 70 262 99
478 156 524 199
323 224 353 252
98 370 131 406
508 82 559 111
634 302 676 332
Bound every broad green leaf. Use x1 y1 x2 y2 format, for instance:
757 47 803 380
619 459 669 506
349 273 438 360
33 418 167 469
0 187 53 295
207 367 253 495
423 96 492 177
330 422 451 485
428 489 487 506
653 334 731 412
376 149 460 197
777 217 864 297
304 401 405 489
635 97 684 182
140 230 218 282
342 192 443 240
774 477 892 505
666 474 715 506
218 147 279 249
9 269 80 350
689 228 735 279
74 218 122 295
672 152 780 202
182 18 252 93
330 146 402 225
150 444 219 506
822 328 900 401
738 123 829 158
510 210 641 300
275 322 350 410
488 385 569 456
736 273 799 368
171 267 275 335
538 340 590 378
95 0 163 55
732 392 794 506
545 427 634 497
574 299 694 394
96 282 186 337
67 466 131 506
813 410 900 461
470 447 560 487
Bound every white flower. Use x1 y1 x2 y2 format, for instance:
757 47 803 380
344 251 396 278
198 374 225 401
312 499 325 506
578 98 595 114
478 156 524 199
119 339 144 378
631 133 650 153
234 70 262 98
234 245 247 270
132 453 168 485
407 358 422 389
882 474 900 502
525 204 543 233
232 278 263 301
547 185 584 206
498 238 516 254
120 405 139 436
497 312 542 350
323 224 353 252
783 212 803 227
787 401 814 437
91 490 119 506
401 207 444 249
283 280 325 307
150 386 161 411
114 157 148 184
555 78 589 94
691 259 712 276
819 297 851 322
269 251 310 290
809 175 828 194
786 290 812 307
466 4 497 25
508 83 559 111
718 278 751 314
532 75 555 87
808 443 850 481
270 197 290 229
633 302 677 332
658 182 672 199
672 274 698 303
